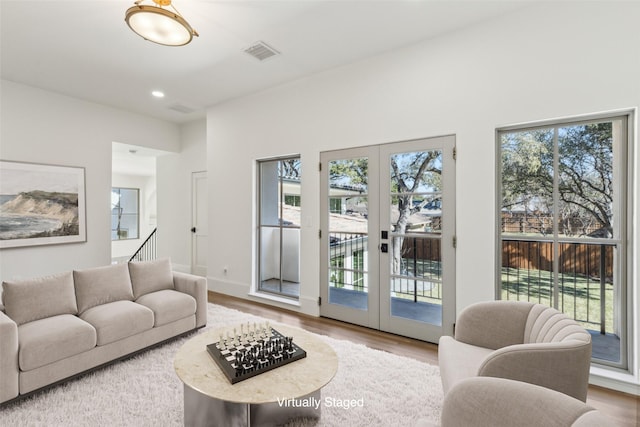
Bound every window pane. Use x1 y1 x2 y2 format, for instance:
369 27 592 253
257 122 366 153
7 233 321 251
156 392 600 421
558 123 614 239
260 226 280 281
259 161 280 227
500 240 555 307
258 156 301 299
498 115 628 368
500 129 554 237
111 188 139 240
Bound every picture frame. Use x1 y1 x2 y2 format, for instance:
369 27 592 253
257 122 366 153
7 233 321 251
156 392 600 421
0 160 87 248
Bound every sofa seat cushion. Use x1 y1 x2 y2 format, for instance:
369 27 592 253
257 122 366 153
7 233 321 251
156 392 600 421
18 314 96 371
80 300 153 346
3 271 77 325
136 289 196 327
438 336 494 393
129 258 174 299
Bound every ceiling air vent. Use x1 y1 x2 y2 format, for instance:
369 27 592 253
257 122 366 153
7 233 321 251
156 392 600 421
168 103 196 114
244 41 280 61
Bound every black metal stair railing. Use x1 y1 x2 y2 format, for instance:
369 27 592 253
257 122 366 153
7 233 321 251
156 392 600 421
129 228 157 262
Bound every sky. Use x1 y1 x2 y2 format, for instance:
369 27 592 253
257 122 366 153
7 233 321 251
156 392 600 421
0 163 81 195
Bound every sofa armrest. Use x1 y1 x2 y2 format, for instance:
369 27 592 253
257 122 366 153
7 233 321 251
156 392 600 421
0 310 19 404
173 272 207 328
441 377 602 427
454 301 534 349
478 340 592 402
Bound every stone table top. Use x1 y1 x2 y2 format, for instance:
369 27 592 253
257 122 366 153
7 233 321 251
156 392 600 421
174 323 338 405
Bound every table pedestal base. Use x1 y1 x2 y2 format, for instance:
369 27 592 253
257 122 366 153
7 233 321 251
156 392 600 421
184 384 322 427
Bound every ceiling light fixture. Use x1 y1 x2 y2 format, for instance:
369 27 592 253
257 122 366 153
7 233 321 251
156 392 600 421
125 0 198 47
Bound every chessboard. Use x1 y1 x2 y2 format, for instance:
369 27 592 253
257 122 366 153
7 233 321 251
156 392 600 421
206 323 307 384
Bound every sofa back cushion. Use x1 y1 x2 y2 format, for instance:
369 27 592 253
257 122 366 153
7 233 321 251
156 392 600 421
128 258 174 299
74 264 134 314
2 272 78 325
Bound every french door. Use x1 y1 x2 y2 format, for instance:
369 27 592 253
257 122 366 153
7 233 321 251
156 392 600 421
319 136 456 342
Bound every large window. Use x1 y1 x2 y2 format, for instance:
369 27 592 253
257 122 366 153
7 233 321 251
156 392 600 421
257 156 301 299
111 187 139 240
497 113 631 369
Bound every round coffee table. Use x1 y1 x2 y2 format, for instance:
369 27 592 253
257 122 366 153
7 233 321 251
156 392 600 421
174 323 338 427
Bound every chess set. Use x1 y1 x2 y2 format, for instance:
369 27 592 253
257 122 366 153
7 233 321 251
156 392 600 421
206 322 307 384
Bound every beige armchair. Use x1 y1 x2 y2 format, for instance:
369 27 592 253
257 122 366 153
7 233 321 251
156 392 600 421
438 301 592 401
440 377 615 427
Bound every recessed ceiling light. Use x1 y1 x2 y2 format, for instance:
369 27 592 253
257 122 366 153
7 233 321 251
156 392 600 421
152 90 165 98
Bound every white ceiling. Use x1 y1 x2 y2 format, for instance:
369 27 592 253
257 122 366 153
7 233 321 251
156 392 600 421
1 0 535 124
112 142 163 176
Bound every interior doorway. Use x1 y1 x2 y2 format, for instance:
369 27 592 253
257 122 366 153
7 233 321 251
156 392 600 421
111 142 162 263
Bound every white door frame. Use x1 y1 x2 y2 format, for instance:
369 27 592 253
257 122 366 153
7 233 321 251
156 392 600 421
379 136 456 340
319 146 380 329
191 171 207 277
320 136 456 342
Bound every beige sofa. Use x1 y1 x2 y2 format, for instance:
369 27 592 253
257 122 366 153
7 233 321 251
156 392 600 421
0 258 207 404
438 301 592 401
439 377 616 427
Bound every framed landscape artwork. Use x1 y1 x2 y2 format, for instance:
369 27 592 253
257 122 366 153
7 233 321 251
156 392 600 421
0 160 87 249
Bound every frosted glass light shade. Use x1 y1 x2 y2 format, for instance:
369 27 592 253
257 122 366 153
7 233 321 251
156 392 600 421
125 5 197 46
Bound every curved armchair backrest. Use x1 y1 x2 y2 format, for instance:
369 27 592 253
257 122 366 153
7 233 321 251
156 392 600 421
524 304 592 344
440 377 615 427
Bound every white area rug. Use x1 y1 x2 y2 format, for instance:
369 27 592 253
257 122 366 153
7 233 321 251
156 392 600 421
0 304 442 426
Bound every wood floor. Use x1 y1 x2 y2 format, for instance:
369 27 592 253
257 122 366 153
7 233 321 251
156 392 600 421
209 291 639 427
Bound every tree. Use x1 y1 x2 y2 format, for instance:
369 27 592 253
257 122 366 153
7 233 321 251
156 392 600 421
329 152 442 276
389 151 441 274
501 123 613 237
281 158 301 178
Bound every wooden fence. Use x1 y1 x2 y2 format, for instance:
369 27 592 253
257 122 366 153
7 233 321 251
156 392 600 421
400 236 613 279
502 240 613 279
400 236 441 263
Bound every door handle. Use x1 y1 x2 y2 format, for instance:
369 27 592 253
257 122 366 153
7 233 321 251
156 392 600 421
380 243 388 253
191 227 197 233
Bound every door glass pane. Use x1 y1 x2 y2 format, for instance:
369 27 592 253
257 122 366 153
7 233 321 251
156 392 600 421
389 150 443 325
389 150 442 235
328 158 368 310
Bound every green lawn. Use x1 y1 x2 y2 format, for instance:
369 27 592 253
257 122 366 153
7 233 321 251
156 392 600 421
501 267 614 334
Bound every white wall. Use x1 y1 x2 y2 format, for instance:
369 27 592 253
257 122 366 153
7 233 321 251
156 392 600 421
111 173 157 261
206 2 640 390
0 80 179 281
157 119 207 272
